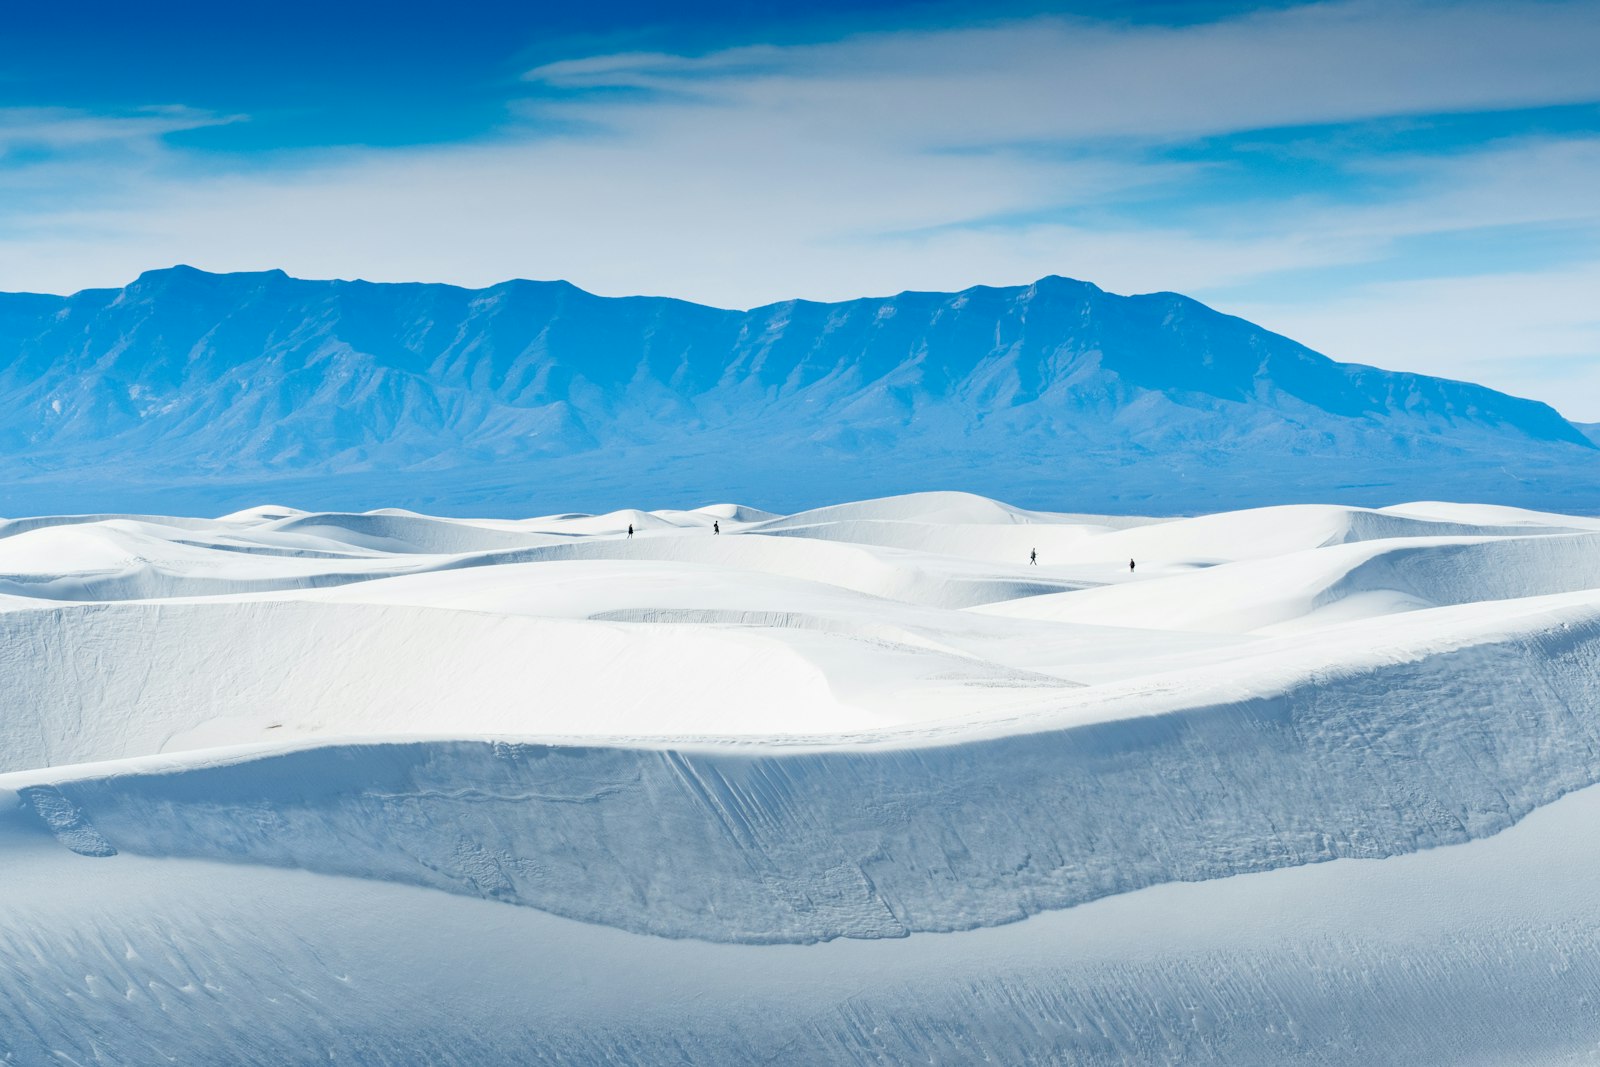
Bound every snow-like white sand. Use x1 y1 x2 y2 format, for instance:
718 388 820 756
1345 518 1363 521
4 491 1600 1063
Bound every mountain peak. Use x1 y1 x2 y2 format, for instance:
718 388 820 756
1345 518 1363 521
129 265 292 291
1026 274 1104 295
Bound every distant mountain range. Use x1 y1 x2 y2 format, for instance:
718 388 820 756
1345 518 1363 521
0 266 1593 516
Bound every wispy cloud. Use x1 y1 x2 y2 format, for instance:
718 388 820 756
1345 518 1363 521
1228 261 1600 419
0 106 231 150
0 106 243 229
523 1 1600 143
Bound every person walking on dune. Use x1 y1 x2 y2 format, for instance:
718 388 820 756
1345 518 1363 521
627 523 633 539
713 520 720 535
1030 548 1037 566
1129 558 1136 573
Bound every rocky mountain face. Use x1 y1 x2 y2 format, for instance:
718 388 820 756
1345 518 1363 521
0 266 1592 515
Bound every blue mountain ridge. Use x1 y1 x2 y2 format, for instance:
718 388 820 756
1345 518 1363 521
0 265 1593 516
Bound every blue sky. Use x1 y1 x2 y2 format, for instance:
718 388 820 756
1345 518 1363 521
3 0 1599 416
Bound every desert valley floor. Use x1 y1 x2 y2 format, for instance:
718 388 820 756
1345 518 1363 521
5 491 1600 1064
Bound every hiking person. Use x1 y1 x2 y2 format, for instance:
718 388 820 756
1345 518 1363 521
713 520 720 535
627 523 633 539
1029 548 1036 566
1129 558 1135 573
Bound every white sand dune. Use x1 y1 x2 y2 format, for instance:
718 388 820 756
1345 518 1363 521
982 529 1600 634
4 489 1600 1063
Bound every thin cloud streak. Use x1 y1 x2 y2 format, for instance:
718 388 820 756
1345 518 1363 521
0 106 231 150
525 0 1600 144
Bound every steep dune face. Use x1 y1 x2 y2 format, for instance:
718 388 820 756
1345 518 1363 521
16 586 1600 944
1 270 1596 515
6 492 1600 1061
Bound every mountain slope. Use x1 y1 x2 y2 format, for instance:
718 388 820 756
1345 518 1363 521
0 267 1592 515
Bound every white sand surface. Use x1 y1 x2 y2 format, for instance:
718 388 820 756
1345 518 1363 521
5 489 1600 1062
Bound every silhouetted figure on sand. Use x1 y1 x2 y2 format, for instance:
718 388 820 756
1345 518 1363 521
1030 548 1036 565
713 520 720 535
627 523 633 539
1129 558 1136 573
